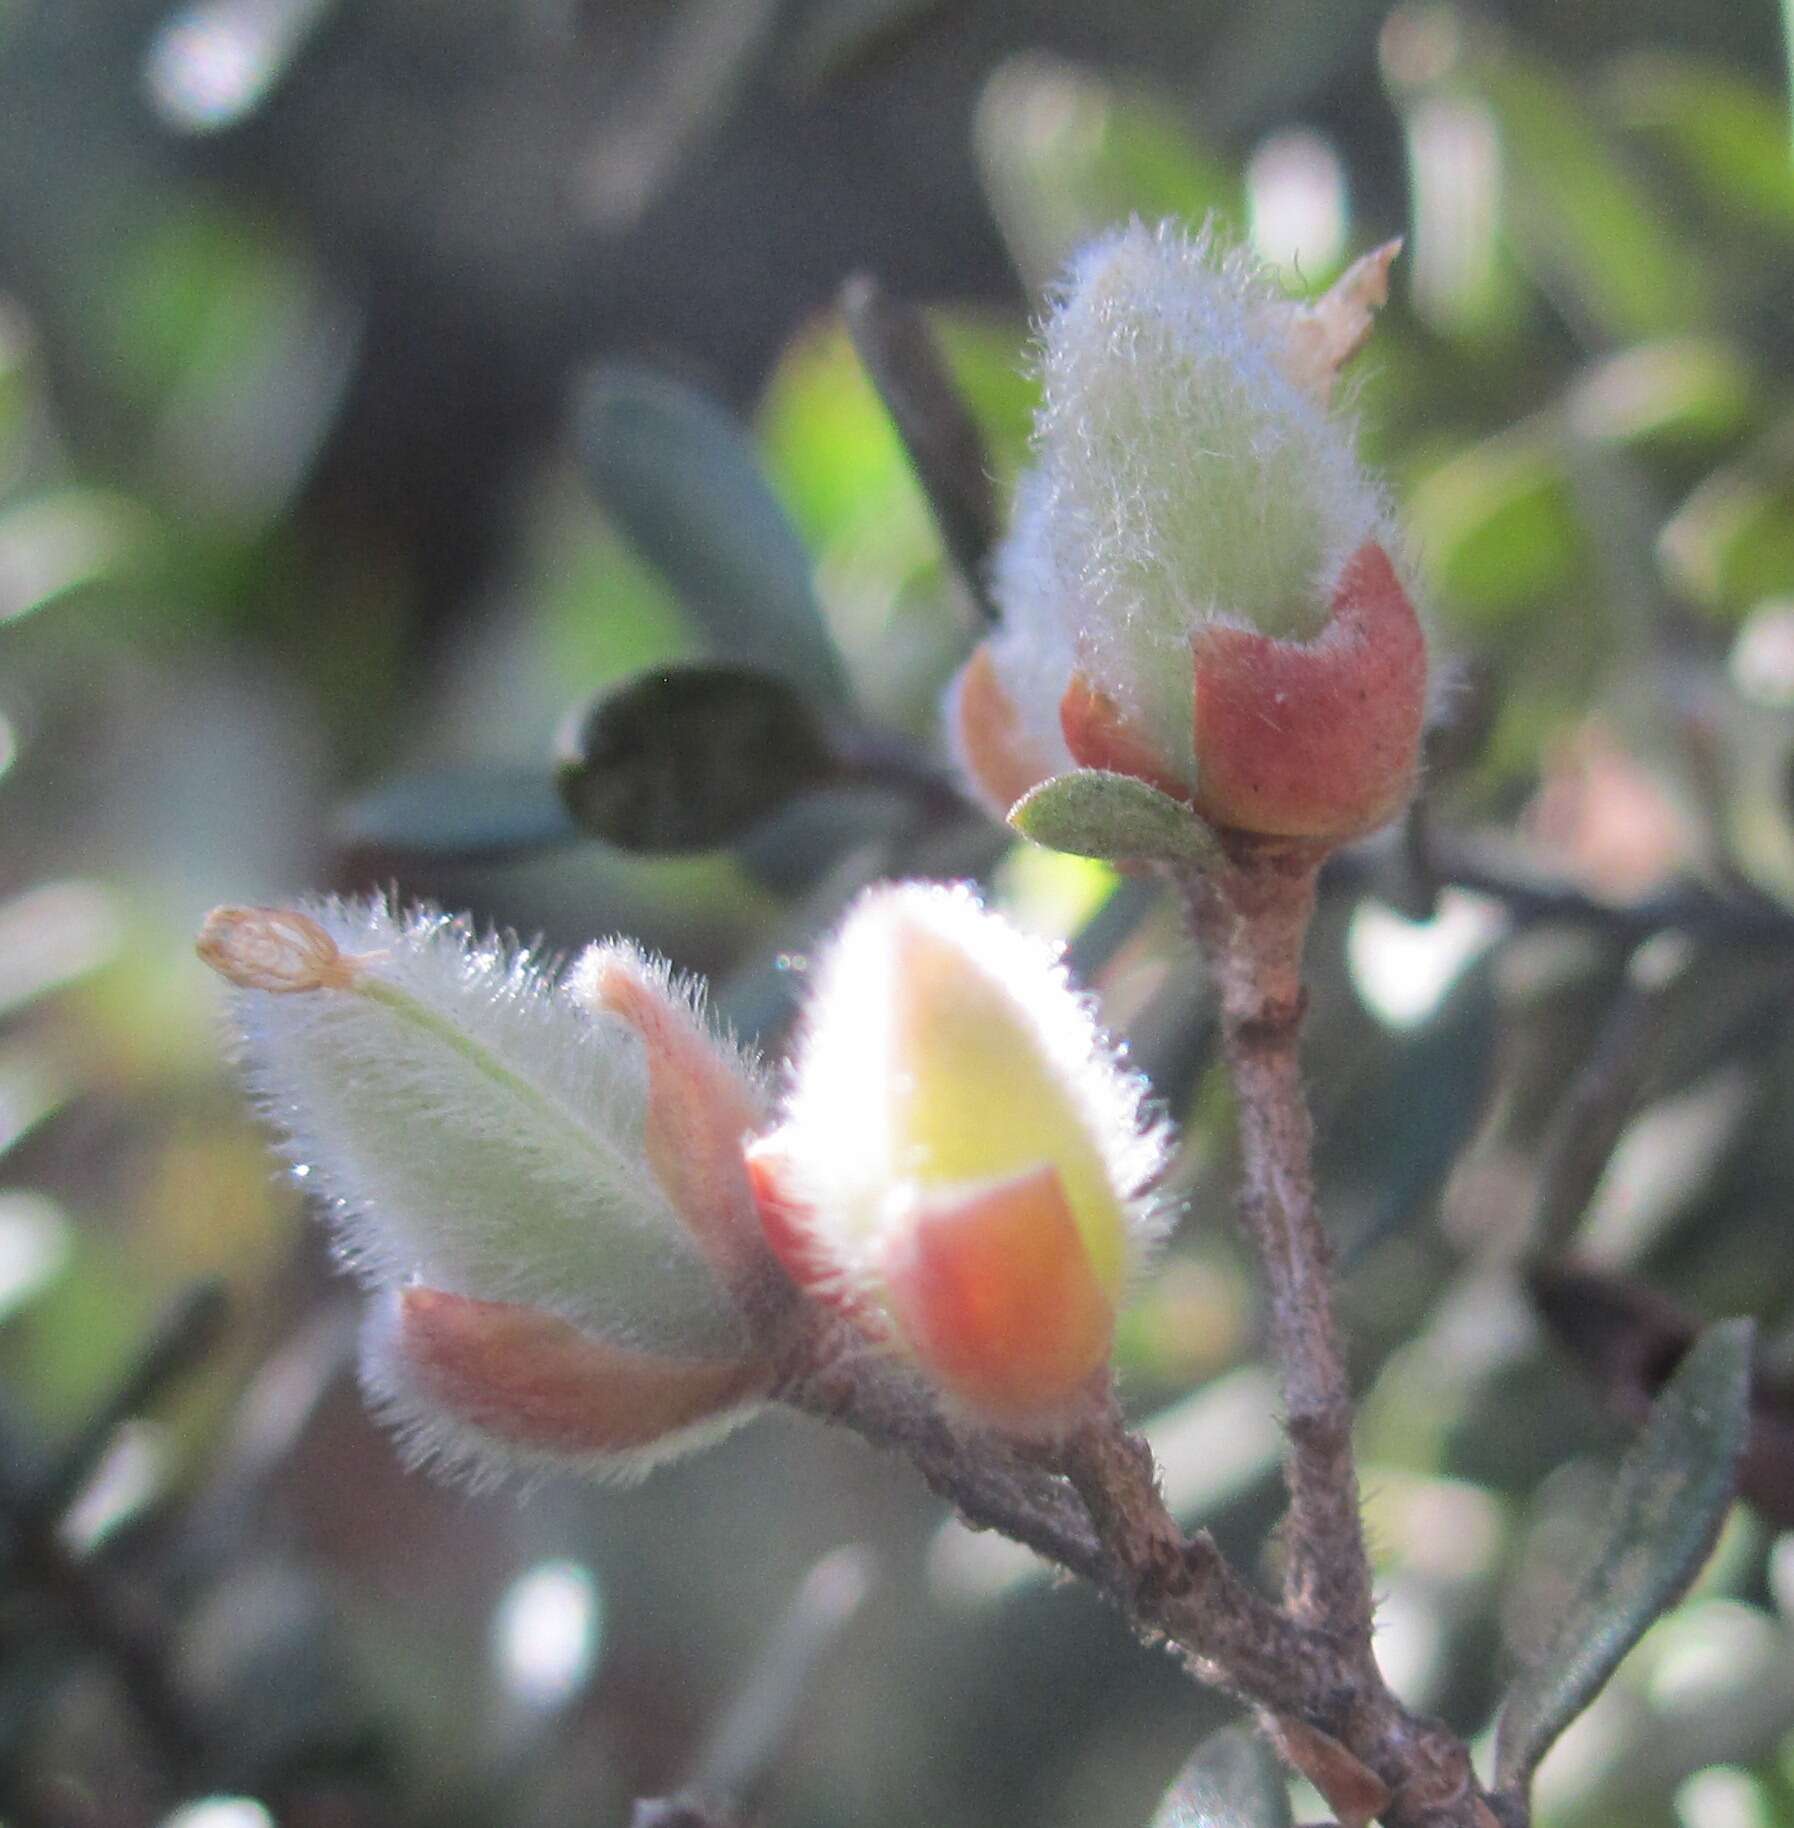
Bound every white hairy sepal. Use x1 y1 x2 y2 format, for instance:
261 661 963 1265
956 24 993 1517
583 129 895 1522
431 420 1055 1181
228 897 753 1358
357 1290 761 1495
1001 219 1389 786
778 881 1170 1297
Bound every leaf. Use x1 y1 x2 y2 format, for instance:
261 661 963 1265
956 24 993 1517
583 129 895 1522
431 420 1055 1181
1604 53 1794 233
1568 338 1758 453
1148 1725 1293 1828
336 767 579 863
0 883 122 1020
784 0 951 88
1010 770 1218 866
1407 427 1586 628
840 274 998 620
1468 44 1709 342
557 664 838 853
1064 874 1162 985
575 364 849 703
1493 1317 1755 1789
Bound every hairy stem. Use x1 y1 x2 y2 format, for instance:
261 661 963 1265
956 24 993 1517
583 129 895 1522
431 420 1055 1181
1173 839 1376 1659
776 1323 1115 1590
1057 1392 1335 1713
778 1324 1326 1718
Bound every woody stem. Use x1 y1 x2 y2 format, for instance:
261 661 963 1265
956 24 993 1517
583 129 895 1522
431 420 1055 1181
1171 838 1377 1666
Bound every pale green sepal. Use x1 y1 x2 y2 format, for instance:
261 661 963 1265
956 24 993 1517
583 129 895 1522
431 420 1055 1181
1010 770 1221 866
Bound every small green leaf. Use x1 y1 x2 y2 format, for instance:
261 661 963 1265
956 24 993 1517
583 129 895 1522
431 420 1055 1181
336 767 579 863
1010 770 1218 866
1493 1318 1754 1790
557 664 837 853
575 364 849 703
1149 1726 1293 1828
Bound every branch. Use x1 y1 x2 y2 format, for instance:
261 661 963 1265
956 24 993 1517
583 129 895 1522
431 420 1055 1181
0 1281 229 1779
1333 809 1794 949
1173 842 1376 1658
1055 1393 1333 1714
780 1322 1337 1724
778 1324 1115 1590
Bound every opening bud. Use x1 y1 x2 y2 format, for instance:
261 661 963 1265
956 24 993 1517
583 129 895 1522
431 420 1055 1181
761 884 1167 1429
949 221 1427 845
199 896 784 1486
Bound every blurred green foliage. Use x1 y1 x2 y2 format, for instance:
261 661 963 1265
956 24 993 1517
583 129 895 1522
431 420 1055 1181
7 4 1794 1827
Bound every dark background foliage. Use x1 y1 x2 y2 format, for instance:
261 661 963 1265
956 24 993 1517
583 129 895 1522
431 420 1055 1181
6 3 1794 1825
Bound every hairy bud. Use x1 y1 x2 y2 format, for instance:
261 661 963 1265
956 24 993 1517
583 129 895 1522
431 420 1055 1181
950 222 1426 844
755 884 1167 1429
199 897 783 1486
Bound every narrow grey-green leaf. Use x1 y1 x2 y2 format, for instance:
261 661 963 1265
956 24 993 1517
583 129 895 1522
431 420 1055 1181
840 273 998 622
1493 1318 1754 1789
575 364 849 703
336 767 579 863
1149 1726 1293 1828
1010 769 1218 865
557 664 837 853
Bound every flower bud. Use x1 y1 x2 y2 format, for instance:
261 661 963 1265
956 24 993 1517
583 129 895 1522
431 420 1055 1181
199 898 781 1485
758 883 1167 1429
949 222 1426 844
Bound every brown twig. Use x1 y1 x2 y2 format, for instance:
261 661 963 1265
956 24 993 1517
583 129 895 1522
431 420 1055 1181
779 1321 1340 1712
777 1321 1117 1592
1055 1392 1336 1714
0 1283 229 1780
1344 817 1794 949
1173 840 1376 1657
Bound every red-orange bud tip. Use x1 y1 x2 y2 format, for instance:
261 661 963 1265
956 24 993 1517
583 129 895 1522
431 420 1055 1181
1191 542 1426 840
576 949 770 1290
881 1163 1113 1428
397 1286 767 1455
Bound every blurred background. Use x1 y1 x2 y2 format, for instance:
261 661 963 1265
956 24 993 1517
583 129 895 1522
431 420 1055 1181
7 2 1794 1824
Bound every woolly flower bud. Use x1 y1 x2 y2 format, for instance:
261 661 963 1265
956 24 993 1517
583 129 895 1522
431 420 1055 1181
754 883 1167 1430
950 222 1426 843
198 899 784 1488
